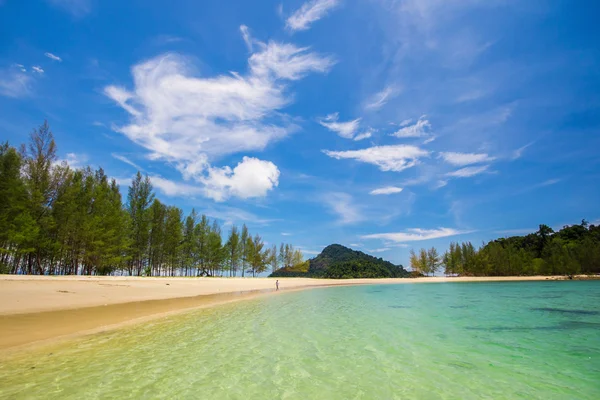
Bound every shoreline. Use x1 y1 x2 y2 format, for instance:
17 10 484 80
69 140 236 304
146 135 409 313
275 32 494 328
0 275 585 354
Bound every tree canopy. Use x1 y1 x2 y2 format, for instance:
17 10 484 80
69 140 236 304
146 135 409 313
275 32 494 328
0 121 301 276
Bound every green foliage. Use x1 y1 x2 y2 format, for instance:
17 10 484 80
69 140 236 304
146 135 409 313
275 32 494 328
271 244 407 279
432 221 600 277
0 121 302 277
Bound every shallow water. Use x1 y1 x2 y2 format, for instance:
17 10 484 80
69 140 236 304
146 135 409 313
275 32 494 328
1 281 599 399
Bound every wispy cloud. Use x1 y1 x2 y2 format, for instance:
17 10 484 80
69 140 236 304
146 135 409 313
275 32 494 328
362 227 469 243
151 176 203 197
324 192 363 224
512 142 534 160
55 153 88 169
112 153 142 171
364 85 399 110
240 25 253 52
105 30 334 201
0 67 32 97
319 112 361 139
367 248 391 253
286 0 340 32
370 186 403 195
391 116 431 138
439 152 495 166
353 129 374 141
281 232 292 236
46 0 91 17
494 228 534 236
446 165 490 178
533 178 560 188
32 66 44 74
324 145 429 172
44 52 62 62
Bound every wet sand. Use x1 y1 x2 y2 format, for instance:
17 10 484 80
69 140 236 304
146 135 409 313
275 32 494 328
0 275 572 352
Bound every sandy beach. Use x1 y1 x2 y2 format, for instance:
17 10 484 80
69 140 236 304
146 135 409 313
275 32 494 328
0 275 570 352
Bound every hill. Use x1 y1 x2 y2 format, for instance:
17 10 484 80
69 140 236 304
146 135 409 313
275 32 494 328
270 244 409 279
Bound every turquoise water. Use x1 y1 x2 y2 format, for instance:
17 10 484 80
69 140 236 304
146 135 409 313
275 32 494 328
1 281 599 399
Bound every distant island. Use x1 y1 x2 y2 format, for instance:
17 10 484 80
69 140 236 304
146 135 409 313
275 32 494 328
270 244 409 278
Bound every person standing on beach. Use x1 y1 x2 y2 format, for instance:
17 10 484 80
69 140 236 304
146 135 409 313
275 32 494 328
276 280 279 291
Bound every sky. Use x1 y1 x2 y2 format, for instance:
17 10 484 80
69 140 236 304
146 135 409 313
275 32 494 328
1 0 599 266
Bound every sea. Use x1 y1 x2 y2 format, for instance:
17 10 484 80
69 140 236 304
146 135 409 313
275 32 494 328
1 280 599 399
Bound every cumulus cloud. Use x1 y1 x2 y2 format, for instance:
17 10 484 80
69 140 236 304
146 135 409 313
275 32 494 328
439 152 495 166
362 227 468 242
105 32 333 200
286 0 340 32
323 144 429 172
319 112 361 139
201 157 280 202
364 85 399 110
391 116 431 138
370 186 403 195
446 165 490 178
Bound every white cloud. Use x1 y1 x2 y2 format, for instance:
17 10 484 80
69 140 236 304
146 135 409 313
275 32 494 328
32 66 44 74
324 144 429 172
423 136 436 144
151 176 203 197
44 52 62 62
433 180 447 189
399 119 412 127
281 232 292 236
446 165 490 178
512 142 534 160
105 35 333 200
391 116 431 138
14 64 26 72
353 129 373 141
46 0 91 17
533 178 560 188
370 186 403 195
324 192 363 224
300 249 322 255
286 0 340 32
0 68 32 98
319 113 361 139
201 157 280 202
362 227 468 242
112 153 142 171
364 85 399 110
367 248 391 253
55 153 88 169
349 243 363 248
439 152 495 166
240 25 253 52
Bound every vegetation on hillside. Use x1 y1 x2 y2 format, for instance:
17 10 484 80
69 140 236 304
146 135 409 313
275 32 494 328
410 222 600 276
0 121 302 276
271 244 408 278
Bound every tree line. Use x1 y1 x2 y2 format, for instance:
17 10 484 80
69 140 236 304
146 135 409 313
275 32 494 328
410 221 600 276
0 121 303 276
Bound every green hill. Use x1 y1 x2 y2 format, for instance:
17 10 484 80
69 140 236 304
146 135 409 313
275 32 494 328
270 244 408 279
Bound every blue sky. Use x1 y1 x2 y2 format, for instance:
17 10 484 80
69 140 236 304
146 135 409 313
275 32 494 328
1 0 599 266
